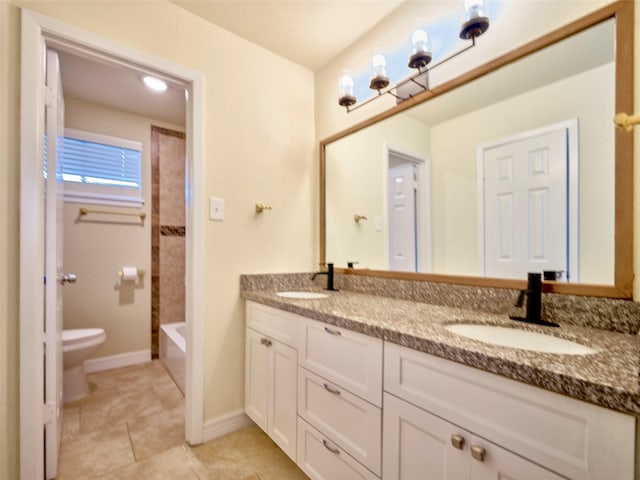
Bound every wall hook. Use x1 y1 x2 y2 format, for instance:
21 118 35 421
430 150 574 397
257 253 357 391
614 112 640 132
256 203 272 213
354 214 368 223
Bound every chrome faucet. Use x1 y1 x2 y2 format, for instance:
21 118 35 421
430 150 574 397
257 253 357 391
509 273 559 327
312 263 338 291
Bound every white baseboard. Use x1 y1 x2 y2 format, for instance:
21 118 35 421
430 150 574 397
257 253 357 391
202 409 253 443
84 349 151 373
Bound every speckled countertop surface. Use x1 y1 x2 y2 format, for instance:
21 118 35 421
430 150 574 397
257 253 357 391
241 288 640 416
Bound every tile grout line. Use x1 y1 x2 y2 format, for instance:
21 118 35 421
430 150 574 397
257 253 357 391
125 420 138 464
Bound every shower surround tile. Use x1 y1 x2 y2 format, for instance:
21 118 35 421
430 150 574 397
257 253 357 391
151 126 186 358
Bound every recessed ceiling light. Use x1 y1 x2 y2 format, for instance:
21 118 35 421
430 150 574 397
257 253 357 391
143 76 167 92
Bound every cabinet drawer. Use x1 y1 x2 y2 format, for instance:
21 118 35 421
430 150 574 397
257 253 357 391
298 367 381 475
297 417 379 480
299 319 382 406
384 342 635 480
246 301 299 348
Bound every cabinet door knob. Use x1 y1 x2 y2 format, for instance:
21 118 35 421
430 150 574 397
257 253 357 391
471 445 486 462
323 383 341 395
322 439 340 455
451 434 465 450
324 326 342 336
260 337 272 347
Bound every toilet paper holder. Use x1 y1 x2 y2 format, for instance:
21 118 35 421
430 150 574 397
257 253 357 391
117 268 145 278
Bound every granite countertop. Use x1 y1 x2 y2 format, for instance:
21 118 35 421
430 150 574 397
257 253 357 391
241 288 640 416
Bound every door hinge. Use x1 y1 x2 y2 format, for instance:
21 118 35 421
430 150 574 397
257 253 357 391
44 85 55 108
43 402 56 425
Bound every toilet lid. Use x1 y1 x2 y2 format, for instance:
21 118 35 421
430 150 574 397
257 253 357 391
62 328 106 346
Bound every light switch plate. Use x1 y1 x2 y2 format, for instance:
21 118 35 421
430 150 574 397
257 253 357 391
209 197 224 221
375 215 383 232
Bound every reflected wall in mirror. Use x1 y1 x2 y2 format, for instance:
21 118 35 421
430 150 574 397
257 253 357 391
322 2 633 298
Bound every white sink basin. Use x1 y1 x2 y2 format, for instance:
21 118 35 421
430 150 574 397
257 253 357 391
276 291 329 299
445 324 597 355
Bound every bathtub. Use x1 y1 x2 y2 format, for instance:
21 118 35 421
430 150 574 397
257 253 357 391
160 322 186 394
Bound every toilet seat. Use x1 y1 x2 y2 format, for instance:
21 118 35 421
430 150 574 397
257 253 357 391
62 328 106 351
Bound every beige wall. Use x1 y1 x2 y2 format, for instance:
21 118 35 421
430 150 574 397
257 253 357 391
0 1 315 476
63 97 184 358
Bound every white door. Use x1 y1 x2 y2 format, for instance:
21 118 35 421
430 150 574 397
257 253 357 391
481 128 569 279
388 162 417 272
44 49 65 480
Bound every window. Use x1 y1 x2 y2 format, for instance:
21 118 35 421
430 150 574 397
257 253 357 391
60 128 143 207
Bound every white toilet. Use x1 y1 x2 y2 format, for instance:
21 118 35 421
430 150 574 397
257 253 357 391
62 328 106 403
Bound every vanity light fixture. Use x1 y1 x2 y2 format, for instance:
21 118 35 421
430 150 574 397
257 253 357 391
143 75 167 92
338 0 490 112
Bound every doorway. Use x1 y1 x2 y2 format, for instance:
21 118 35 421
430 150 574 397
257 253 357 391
386 147 432 273
20 10 205 479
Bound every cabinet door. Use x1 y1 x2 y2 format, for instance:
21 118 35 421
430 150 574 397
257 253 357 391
469 435 565 480
245 327 270 431
269 339 298 462
383 393 468 480
297 418 379 480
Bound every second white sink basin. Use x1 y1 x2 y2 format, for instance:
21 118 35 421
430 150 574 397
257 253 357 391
445 324 597 355
276 291 329 299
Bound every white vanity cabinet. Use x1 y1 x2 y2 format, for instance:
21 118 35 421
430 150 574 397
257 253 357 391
297 318 383 479
383 342 636 480
245 302 299 461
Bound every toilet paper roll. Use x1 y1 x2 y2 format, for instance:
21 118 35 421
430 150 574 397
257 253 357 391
121 267 138 281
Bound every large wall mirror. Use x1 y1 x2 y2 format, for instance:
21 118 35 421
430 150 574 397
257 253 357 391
321 1 633 298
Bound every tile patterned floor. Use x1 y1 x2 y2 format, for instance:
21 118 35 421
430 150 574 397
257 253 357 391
59 361 308 479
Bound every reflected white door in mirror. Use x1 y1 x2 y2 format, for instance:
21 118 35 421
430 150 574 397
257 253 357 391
478 120 579 281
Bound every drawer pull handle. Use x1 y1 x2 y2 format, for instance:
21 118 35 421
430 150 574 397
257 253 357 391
451 434 465 450
260 337 272 347
323 439 340 455
471 445 486 462
324 326 342 336
323 383 341 395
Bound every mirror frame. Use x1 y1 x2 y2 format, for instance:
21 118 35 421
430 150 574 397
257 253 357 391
320 0 634 299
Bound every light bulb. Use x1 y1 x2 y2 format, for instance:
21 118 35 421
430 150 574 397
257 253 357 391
459 0 489 39
464 0 485 20
369 54 390 91
411 29 429 52
338 73 357 108
408 28 432 69
143 76 167 92
338 74 354 96
372 54 387 78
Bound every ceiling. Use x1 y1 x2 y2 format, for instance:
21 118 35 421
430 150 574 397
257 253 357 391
57 0 404 127
57 50 187 125
169 0 405 71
